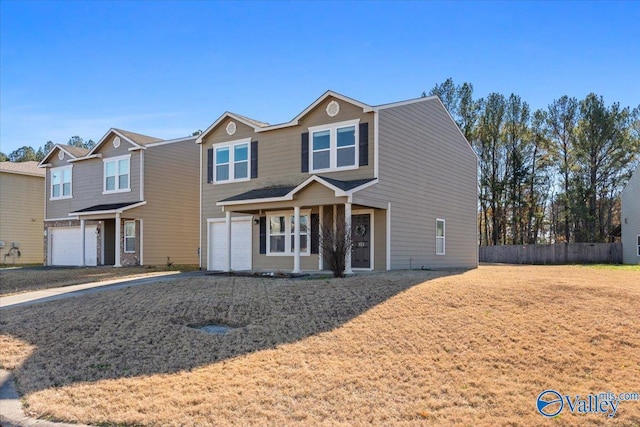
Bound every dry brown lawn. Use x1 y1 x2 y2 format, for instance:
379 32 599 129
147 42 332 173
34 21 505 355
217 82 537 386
0 265 639 426
0 265 198 296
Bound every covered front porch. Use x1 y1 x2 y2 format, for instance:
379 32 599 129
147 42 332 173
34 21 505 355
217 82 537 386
209 175 389 273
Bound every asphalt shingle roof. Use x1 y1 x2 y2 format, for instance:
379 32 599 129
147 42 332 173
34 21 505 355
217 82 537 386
72 201 143 213
0 161 45 176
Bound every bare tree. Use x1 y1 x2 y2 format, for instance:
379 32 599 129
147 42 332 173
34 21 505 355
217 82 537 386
319 221 352 278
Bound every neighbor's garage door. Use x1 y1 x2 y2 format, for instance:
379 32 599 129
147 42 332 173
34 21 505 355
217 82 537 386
208 218 252 271
50 226 97 266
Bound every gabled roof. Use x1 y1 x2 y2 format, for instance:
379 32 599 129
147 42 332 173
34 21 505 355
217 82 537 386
39 143 90 166
218 175 377 206
87 128 162 156
196 90 374 144
69 201 146 216
0 161 45 177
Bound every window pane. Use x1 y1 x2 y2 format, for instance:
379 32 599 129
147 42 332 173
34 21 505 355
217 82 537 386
119 159 129 174
337 126 355 147
62 182 71 196
216 164 229 181
313 151 330 170
289 235 309 252
234 144 248 162
234 161 248 179
270 236 285 252
312 130 330 150
436 238 444 254
125 222 135 236
216 147 229 164
52 184 60 198
436 220 445 237
125 238 135 253
270 216 285 234
119 174 129 189
106 176 115 191
52 170 61 184
105 161 115 176
62 168 71 182
337 147 355 167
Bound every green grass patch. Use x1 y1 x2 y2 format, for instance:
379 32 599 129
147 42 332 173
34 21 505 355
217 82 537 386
582 264 640 271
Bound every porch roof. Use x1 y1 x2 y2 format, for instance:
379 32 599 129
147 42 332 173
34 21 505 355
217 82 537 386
218 176 377 206
69 201 146 216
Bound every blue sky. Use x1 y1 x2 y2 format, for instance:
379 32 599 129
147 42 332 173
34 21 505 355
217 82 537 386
1 1 638 154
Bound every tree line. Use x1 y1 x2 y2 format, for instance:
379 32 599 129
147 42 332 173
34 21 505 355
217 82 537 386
427 78 640 245
0 136 96 163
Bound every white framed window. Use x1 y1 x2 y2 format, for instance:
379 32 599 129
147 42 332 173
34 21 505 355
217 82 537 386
214 138 250 184
436 219 445 255
309 119 359 172
267 210 311 256
50 166 72 199
124 221 136 253
637 235 640 257
103 154 131 193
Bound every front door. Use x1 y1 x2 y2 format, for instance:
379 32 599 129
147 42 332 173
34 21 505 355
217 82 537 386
351 214 371 268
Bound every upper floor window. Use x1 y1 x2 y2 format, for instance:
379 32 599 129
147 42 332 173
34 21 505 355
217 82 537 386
309 119 359 173
104 155 131 193
267 211 310 256
51 166 72 199
214 138 250 184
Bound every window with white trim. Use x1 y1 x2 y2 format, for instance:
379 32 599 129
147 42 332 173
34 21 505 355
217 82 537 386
309 119 359 172
51 166 72 199
436 219 445 255
267 211 310 255
124 221 136 253
103 155 130 193
214 139 250 183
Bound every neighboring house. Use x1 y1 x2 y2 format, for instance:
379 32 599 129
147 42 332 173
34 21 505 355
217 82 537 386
621 167 640 264
38 129 199 267
0 161 45 264
197 91 478 272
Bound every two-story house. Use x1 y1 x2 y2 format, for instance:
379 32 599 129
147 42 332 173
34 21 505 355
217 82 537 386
197 91 478 273
39 129 199 267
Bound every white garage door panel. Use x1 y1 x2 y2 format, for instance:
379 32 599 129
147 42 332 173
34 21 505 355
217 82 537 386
209 219 252 271
50 226 97 266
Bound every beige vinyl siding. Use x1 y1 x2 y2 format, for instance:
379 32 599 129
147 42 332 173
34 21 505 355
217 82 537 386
133 140 200 265
45 140 141 219
201 96 375 266
621 169 640 264
0 172 45 263
358 98 478 269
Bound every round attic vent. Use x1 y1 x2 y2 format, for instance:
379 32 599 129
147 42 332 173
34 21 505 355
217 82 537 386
326 100 340 117
58 150 64 160
113 136 121 148
226 121 237 136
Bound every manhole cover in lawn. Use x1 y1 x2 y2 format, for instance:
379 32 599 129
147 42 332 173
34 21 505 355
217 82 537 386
193 324 235 335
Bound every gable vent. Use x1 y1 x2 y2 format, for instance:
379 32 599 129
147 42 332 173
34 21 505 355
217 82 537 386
326 100 340 117
113 136 121 148
226 121 237 136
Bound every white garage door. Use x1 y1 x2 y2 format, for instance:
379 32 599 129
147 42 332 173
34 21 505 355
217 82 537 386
50 226 98 266
208 218 252 271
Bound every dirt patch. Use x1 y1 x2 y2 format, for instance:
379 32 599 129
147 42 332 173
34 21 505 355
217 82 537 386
0 265 199 296
1 265 639 426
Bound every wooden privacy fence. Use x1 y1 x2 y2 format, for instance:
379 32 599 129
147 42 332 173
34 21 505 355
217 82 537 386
479 243 623 265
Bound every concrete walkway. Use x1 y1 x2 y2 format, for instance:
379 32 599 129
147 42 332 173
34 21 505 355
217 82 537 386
0 271 204 309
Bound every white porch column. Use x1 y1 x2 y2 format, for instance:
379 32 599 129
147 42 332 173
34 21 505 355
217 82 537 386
225 210 232 272
318 205 324 270
80 219 86 266
114 213 121 267
344 202 353 275
292 206 301 273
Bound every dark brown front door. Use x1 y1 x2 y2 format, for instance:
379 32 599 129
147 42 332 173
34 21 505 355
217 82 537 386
351 214 371 268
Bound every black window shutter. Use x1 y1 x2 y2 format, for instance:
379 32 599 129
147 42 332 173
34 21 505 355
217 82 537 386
259 216 266 254
207 148 214 183
311 213 319 254
359 122 369 166
301 132 309 173
251 141 258 179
